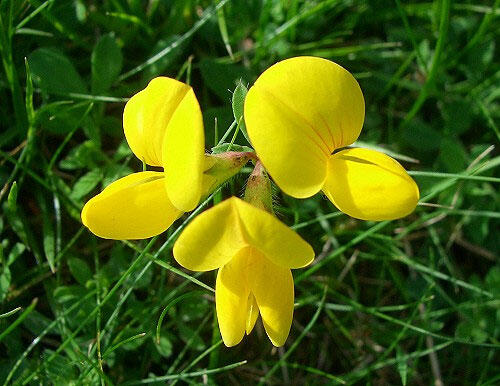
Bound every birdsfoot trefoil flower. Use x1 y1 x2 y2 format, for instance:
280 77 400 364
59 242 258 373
82 77 250 239
244 56 419 220
173 164 314 346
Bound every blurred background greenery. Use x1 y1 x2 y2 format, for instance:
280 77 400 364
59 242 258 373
0 0 498 384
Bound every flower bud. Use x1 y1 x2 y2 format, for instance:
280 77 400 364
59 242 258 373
202 152 252 196
244 161 273 213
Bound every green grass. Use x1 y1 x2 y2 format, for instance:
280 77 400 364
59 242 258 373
0 0 499 384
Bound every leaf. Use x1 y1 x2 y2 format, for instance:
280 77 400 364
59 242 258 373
101 244 129 285
4 185 42 260
455 320 488 343
42 349 78 382
156 336 173 358
38 195 55 272
231 79 251 143
24 310 55 336
466 39 494 78
402 119 441 151
53 285 88 304
120 329 147 351
71 169 103 201
102 116 124 139
82 113 100 144
36 101 93 135
50 175 82 221
74 0 87 22
7 182 18 213
485 266 500 296
25 58 35 124
28 47 87 96
0 266 11 302
438 137 467 173
91 34 123 94
177 323 205 350
396 345 407 386
442 100 473 136
7 243 26 266
59 140 102 170
179 297 209 321
102 163 133 188
112 140 133 161
67 257 93 286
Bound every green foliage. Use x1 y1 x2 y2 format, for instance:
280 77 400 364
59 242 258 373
29 48 87 96
67 257 93 286
0 0 499 385
231 79 251 143
91 34 123 94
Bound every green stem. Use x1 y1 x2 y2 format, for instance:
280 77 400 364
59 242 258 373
0 13 28 133
399 0 450 129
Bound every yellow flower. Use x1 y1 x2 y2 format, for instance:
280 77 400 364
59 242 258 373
82 77 253 240
244 56 419 221
82 77 205 239
173 197 314 347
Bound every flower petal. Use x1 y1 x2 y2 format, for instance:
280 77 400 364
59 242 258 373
163 87 205 212
123 77 196 167
233 198 314 269
245 84 329 198
244 56 364 198
81 172 182 239
173 197 314 271
172 198 247 271
247 248 294 347
216 250 250 347
323 148 420 220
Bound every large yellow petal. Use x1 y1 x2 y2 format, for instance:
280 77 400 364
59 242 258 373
163 87 205 212
172 197 247 271
172 197 314 271
323 148 420 220
247 248 294 347
122 77 195 166
233 198 314 269
81 172 182 239
244 56 364 198
215 250 250 347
